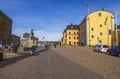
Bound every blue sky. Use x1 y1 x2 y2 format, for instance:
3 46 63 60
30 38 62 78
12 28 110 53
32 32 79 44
0 0 120 41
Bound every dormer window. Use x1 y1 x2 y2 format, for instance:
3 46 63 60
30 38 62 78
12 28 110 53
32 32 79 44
98 13 101 17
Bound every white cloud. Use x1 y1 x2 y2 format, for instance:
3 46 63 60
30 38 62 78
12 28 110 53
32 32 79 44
34 30 62 41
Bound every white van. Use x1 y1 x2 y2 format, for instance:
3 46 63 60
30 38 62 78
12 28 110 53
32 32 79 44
100 45 109 53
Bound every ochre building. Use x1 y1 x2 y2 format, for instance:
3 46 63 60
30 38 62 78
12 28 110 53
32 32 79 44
80 9 114 47
117 25 120 45
0 10 13 45
62 24 80 45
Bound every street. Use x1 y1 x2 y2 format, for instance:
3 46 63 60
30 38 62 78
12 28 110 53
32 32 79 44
0 46 105 79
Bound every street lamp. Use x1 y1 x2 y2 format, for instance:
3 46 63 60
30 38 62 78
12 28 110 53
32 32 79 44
30 29 34 44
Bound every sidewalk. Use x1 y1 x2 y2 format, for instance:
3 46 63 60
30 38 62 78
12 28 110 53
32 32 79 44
3 46 45 60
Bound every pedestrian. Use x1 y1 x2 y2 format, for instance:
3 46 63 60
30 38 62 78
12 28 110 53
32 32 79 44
54 44 56 48
45 45 48 50
60 43 61 46
30 45 36 55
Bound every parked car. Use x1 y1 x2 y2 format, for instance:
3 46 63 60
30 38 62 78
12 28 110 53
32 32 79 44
100 45 109 53
94 44 109 52
107 46 120 57
94 44 102 52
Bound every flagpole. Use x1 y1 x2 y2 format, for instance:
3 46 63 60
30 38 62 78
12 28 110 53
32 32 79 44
87 4 89 15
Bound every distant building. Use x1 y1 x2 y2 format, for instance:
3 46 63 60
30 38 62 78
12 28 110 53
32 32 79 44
80 9 114 47
21 35 39 47
11 34 20 45
62 24 80 45
21 39 29 47
0 10 13 45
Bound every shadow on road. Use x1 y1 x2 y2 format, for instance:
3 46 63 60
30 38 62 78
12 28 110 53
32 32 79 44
0 48 49 68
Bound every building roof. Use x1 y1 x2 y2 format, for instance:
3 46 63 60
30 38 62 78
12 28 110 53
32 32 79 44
0 10 13 23
66 23 79 30
79 9 114 26
11 34 20 38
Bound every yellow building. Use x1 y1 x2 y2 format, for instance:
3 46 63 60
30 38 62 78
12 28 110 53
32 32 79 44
117 25 120 45
0 10 13 45
62 30 67 45
62 24 80 45
80 9 114 47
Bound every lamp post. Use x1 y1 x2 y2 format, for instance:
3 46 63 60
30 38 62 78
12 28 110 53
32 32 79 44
30 29 34 44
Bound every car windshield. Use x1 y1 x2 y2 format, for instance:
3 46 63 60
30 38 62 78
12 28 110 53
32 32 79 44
103 45 108 48
95 45 102 47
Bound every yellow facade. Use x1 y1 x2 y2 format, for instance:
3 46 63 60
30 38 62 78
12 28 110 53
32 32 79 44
62 30 67 44
62 24 80 46
0 10 13 45
80 10 114 47
118 26 120 45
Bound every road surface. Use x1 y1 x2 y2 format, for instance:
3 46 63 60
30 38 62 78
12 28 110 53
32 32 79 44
0 48 105 79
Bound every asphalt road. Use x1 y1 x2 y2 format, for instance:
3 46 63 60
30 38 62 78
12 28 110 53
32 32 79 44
0 48 105 79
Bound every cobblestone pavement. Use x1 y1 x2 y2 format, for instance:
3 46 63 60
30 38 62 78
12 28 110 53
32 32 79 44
0 47 105 79
52 46 120 79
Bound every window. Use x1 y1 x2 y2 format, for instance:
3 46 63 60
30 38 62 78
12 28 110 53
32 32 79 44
69 37 71 39
74 37 76 39
91 35 94 38
100 32 102 35
77 42 78 44
74 32 76 34
77 32 79 34
91 28 94 31
69 32 71 34
77 37 79 39
108 30 112 35
98 13 101 17
74 42 76 44
100 24 102 27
